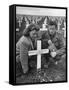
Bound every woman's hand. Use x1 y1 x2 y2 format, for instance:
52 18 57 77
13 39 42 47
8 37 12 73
50 51 57 58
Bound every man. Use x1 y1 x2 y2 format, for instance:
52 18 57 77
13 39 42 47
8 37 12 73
41 21 66 68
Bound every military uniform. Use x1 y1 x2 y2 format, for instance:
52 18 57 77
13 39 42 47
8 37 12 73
41 31 66 68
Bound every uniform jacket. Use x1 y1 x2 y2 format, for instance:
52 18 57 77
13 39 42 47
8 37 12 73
42 31 65 50
42 31 65 61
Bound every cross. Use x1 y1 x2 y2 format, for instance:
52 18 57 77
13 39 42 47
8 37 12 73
58 18 61 31
62 21 66 38
17 16 23 27
18 20 22 27
28 40 49 70
40 18 48 31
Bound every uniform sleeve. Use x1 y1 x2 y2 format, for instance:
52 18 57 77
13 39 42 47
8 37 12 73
20 42 28 69
58 34 65 48
56 34 66 55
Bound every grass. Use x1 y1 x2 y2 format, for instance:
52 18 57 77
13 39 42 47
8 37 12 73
16 58 66 84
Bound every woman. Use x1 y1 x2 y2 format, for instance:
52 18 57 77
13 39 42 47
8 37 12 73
16 24 40 76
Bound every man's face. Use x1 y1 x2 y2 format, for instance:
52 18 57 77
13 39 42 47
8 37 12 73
48 25 56 35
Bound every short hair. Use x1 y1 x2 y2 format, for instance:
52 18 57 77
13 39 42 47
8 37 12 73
48 21 57 29
23 24 40 36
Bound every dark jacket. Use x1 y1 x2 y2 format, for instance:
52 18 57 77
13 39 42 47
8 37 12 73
42 31 65 50
42 31 65 61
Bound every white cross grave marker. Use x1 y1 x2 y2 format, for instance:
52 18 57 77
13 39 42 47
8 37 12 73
62 21 66 38
28 40 49 70
40 18 48 31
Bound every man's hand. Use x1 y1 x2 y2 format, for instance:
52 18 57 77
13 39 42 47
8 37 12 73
48 40 57 52
50 51 57 58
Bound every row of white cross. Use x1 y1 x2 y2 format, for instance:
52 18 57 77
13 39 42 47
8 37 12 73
28 40 49 70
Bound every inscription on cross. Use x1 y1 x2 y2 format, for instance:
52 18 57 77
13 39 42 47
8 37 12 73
28 40 49 70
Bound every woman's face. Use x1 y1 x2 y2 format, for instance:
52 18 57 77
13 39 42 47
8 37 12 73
29 30 38 39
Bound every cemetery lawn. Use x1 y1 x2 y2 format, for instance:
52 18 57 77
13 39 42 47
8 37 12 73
16 60 66 84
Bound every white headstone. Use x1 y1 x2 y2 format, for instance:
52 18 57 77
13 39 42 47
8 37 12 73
25 17 29 28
